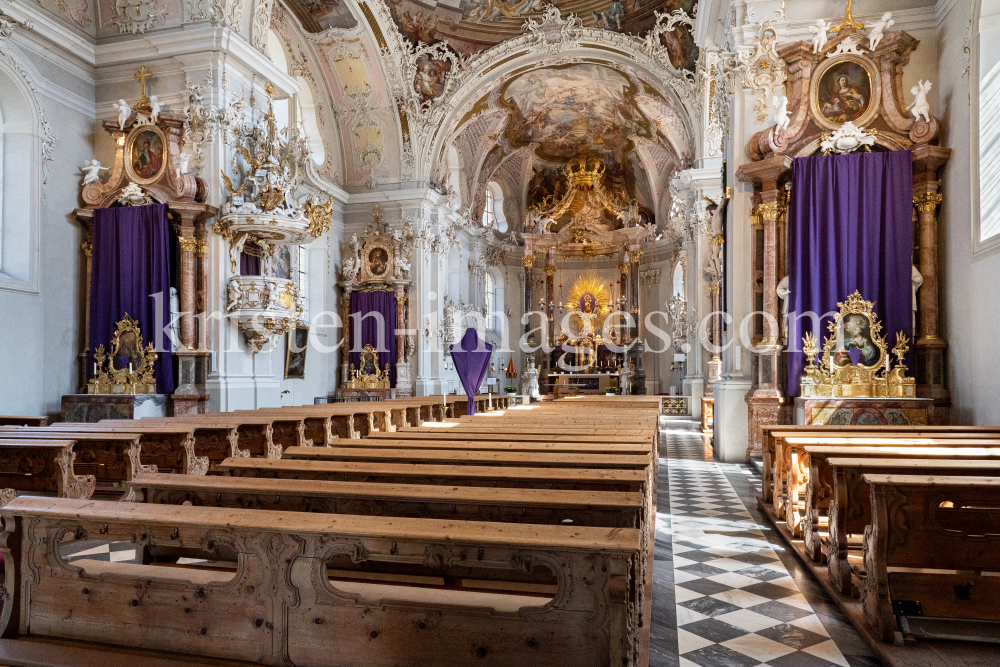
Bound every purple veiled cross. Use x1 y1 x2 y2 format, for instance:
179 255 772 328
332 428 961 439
450 328 493 416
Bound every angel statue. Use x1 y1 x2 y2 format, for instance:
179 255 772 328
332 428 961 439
113 99 131 130
868 12 894 51
81 159 107 186
394 253 411 275
150 95 162 123
772 96 790 133
809 19 828 54
226 278 243 312
342 256 359 282
907 80 932 123
176 152 190 179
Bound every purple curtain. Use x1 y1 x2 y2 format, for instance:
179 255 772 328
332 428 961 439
785 151 913 397
89 204 174 394
450 328 493 415
240 251 260 276
349 291 397 386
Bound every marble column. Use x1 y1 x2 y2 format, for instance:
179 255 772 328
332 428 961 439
544 263 556 348
341 290 352 384
177 235 199 350
522 254 535 342
79 239 93 392
628 250 645 393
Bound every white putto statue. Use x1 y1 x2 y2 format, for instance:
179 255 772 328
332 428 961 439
81 159 107 186
619 360 635 396
342 256 359 282
809 19 829 54
867 12 894 51
776 276 790 341
772 95 790 133
226 278 242 312
150 95 161 123
521 357 540 401
907 80 932 123
175 152 190 178
113 99 131 130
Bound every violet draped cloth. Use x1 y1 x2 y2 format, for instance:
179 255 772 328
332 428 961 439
89 204 174 394
450 328 493 415
785 151 913 397
348 291 397 386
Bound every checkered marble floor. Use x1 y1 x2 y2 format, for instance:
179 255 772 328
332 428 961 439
61 540 208 566
660 421 865 667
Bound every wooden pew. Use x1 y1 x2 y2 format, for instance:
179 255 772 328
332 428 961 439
760 425 1000 504
0 416 47 427
368 430 652 445
0 440 94 503
328 438 653 455
818 457 1000 596
0 497 642 667
860 474 1000 644
125 471 643 529
282 446 651 470
133 416 289 458
217 458 647 493
768 431 1000 524
18 423 214 475
782 437 1000 536
0 431 150 494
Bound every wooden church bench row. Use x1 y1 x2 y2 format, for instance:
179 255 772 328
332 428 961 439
0 497 642 667
0 416 48 427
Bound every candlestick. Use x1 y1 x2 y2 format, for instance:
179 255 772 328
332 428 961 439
93 362 97 376
129 362 133 373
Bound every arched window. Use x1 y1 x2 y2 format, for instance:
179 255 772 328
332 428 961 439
482 186 496 227
672 262 684 298
484 271 495 317
974 0 1000 252
0 60 41 292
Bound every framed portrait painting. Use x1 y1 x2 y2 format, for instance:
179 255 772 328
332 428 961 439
125 126 167 184
831 313 885 370
810 55 881 131
284 325 309 380
367 247 389 277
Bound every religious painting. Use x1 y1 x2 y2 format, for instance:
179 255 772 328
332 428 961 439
831 313 880 368
500 64 651 161
579 292 598 314
413 54 451 103
368 247 389 276
283 0 357 32
274 245 292 280
284 326 309 380
358 344 379 376
812 56 880 129
127 128 165 183
387 0 698 62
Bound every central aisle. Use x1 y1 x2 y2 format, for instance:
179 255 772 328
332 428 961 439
650 420 880 667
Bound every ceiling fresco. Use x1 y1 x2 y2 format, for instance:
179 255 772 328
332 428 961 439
387 0 698 65
285 0 358 31
499 64 654 162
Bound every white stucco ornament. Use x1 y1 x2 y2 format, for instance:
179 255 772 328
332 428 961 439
907 80 932 123
867 12 894 51
820 121 877 154
809 19 828 53
772 95 790 133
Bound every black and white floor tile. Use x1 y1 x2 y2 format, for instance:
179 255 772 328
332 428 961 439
655 420 880 667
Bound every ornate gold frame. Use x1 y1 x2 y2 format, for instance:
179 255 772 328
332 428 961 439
810 54 881 131
345 344 391 389
124 124 168 186
800 291 914 399
362 239 394 282
284 325 309 380
89 314 158 395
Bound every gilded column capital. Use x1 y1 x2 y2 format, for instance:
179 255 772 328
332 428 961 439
627 250 643 264
543 265 557 277
752 201 780 225
195 239 208 255
617 262 629 274
178 236 199 253
521 254 536 268
913 192 943 213
81 242 93 257
708 284 721 296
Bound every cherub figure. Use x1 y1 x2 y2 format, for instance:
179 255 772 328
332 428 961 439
81 159 107 186
772 95 790 133
176 152 190 179
867 12 894 51
809 19 828 54
150 95 162 123
113 99 132 130
907 80 932 123
226 278 243 311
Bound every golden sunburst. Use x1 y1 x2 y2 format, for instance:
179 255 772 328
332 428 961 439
565 274 612 335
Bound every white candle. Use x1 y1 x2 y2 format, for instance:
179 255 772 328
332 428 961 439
129 362 133 373
93 363 97 375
